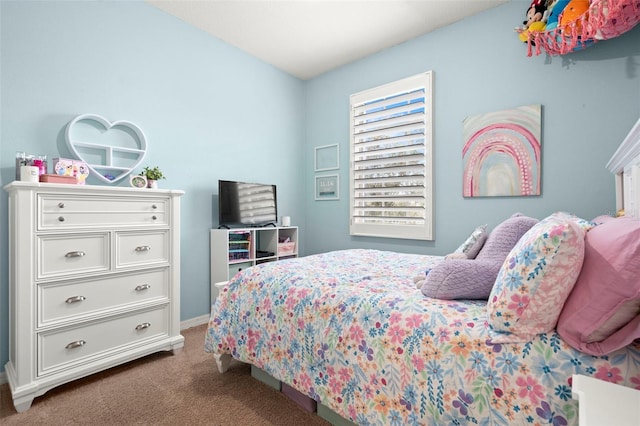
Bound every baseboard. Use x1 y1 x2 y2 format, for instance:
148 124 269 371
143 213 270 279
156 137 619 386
0 371 6 386
180 314 209 330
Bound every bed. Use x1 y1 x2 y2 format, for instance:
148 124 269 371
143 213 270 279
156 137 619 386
205 244 640 425
205 119 640 425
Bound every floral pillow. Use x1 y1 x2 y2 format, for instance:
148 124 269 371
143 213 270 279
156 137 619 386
549 211 597 232
487 212 586 343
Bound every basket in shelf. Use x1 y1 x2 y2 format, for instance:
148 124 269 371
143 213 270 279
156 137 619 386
278 242 296 256
228 249 250 261
523 0 640 57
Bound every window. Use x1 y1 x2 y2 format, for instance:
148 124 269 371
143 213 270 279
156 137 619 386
349 72 433 240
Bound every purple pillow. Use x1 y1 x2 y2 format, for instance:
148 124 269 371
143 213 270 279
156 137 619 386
421 214 538 300
557 216 640 355
475 213 539 263
421 259 502 299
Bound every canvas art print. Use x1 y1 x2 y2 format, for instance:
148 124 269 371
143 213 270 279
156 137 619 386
462 104 541 197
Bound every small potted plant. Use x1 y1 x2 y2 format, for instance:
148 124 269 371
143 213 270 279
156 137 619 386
139 166 165 189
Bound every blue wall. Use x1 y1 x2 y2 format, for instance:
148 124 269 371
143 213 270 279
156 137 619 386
303 1 640 256
0 1 305 372
0 0 639 375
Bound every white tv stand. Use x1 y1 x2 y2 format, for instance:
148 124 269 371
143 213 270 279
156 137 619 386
210 226 298 302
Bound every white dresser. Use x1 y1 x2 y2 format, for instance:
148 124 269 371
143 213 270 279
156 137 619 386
3 182 184 412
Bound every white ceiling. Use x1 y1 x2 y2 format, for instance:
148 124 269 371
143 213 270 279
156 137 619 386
146 0 509 80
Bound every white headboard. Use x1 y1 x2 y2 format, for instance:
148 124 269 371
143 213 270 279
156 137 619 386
606 117 640 218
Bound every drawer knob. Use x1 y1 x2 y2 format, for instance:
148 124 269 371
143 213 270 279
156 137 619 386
135 284 151 292
65 340 86 349
65 295 86 304
152 215 158 221
152 204 157 209
58 202 65 208
58 216 65 222
135 246 151 252
65 251 86 258
135 322 151 331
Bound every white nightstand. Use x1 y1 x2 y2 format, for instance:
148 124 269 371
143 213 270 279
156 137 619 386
572 374 640 425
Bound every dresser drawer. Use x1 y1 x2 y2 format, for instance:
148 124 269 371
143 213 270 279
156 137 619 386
38 195 168 229
38 269 170 326
116 231 169 268
38 233 110 280
38 305 169 376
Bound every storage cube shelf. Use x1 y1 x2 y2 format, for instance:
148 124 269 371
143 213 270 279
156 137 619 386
210 226 298 302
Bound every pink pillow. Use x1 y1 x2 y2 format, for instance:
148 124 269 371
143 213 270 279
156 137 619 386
591 214 616 225
557 216 640 355
487 213 585 343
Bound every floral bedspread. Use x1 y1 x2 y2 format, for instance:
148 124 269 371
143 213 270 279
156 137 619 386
205 249 640 425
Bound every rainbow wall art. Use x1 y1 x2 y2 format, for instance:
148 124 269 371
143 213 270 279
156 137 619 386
462 104 541 197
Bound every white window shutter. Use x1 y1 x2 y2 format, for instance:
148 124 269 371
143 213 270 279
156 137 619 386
349 72 433 240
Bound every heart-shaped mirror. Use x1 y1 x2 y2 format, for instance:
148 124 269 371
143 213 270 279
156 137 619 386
65 114 148 184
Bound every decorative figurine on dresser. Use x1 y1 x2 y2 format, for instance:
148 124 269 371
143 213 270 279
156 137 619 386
3 181 184 412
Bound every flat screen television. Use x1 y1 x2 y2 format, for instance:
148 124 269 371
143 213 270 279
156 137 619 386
218 180 277 227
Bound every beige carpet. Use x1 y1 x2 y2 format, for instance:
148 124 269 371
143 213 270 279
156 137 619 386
0 324 329 425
